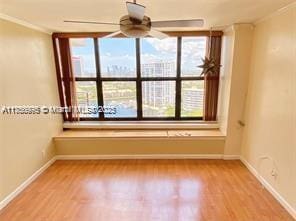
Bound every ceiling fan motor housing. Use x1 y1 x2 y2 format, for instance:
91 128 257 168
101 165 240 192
120 15 151 37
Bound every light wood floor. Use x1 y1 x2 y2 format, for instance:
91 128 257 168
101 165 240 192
0 160 294 221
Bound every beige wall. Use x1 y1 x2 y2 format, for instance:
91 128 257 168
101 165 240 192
241 6 296 211
0 19 62 201
55 138 225 155
218 24 254 156
218 27 235 134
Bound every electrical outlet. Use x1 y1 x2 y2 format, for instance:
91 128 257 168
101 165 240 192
258 156 278 181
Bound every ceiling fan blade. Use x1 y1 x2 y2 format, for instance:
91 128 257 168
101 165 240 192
103 31 122 38
149 29 169 40
151 19 204 28
64 20 120 25
126 2 145 21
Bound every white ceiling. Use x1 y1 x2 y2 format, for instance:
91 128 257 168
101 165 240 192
0 0 295 32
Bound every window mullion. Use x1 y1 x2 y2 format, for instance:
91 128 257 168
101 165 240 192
175 37 182 119
136 38 143 120
94 38 104 120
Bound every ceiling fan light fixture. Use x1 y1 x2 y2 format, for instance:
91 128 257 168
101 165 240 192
120 15 151 38
64 1 204 39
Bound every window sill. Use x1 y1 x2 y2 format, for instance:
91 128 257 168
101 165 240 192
63 121 219 130
54 129 224 140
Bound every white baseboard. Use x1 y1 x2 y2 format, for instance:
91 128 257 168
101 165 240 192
223 155 240 160
240 157 296 220
0 157 56 211
55 154 225 160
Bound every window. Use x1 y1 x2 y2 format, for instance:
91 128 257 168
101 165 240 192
53 32 222 121
75 81 98 118
181 81 204 117
181 37 207 77
70 38 96 77
142 81 176 117
141 38 177 77
102 81 137 118
99 38 136 78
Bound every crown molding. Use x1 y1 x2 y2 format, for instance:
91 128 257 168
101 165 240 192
0 13 52 34
255 1 296 25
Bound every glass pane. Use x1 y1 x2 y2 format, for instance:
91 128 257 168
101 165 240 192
181 81 204 117
142 81 176 117
181 37 207 77
70 38 96 77
141 38 177 77
103 82 137 118
99 38 136 78
75 81 98 118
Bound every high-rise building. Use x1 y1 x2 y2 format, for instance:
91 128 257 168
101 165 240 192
182 88 204 110
141 61 175 109
141 61 175 78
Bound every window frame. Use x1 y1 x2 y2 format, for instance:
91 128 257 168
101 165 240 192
52 31 223 122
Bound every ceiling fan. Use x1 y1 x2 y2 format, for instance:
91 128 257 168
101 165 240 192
64 0 204 39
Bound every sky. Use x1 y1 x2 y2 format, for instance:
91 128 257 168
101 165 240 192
70 36 207 76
